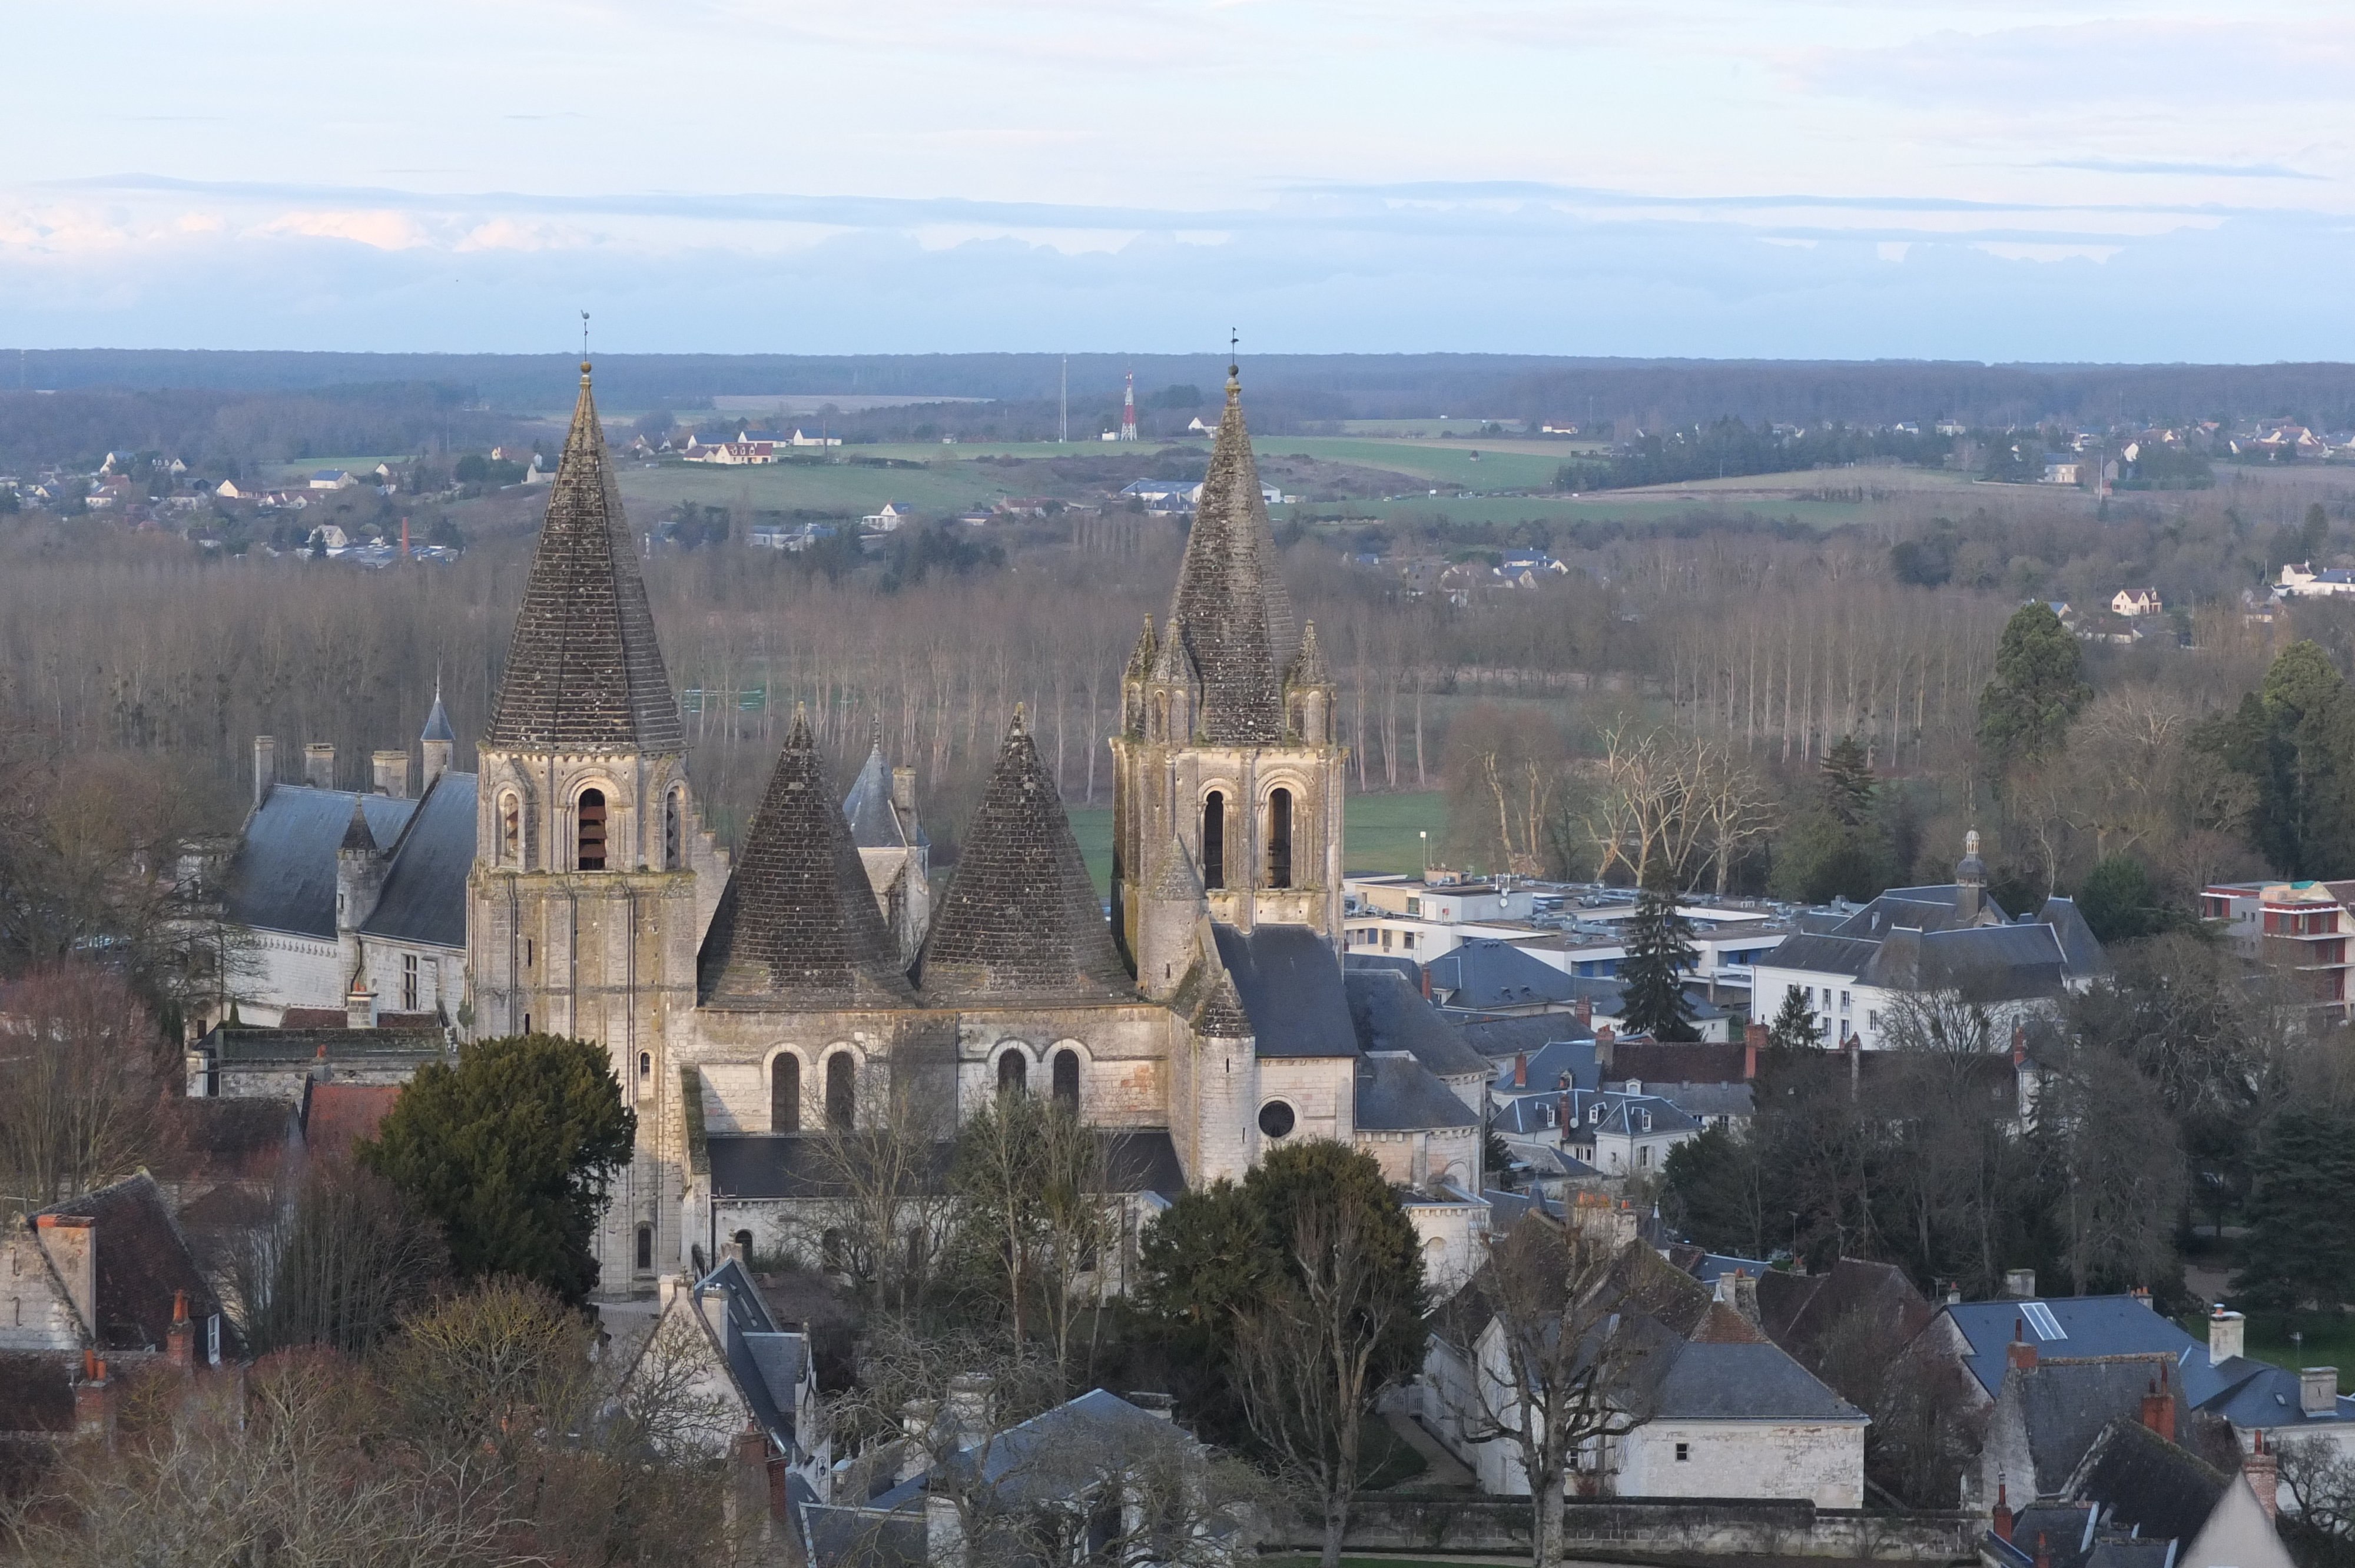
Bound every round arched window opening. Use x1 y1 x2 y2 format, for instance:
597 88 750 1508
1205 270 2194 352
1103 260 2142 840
1258 1100 1296 1140
577 788 607 871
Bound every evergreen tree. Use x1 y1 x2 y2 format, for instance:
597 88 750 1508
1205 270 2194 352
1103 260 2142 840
359 1032 635 1305
1976 602 2091 765
2233 1107 2355 1313
2075 853 2160 944
1619 884 1699 1042
1767 985 1819 1051
2200 640 2355 877
1821 735 1876 828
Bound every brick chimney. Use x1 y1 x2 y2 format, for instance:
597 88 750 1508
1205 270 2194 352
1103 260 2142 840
304 740 336 789
1514 1052 1528 1088
728 1420 770 1536
1992 1479 2014 1543
2011 1024 2026 1066
75 1350 115 1445
1575 995 1593 1029
1596 1024 1615 1067
2141 1364 2175 1443
35 1214 97 1340
2006 1318 2038 1373
253 735 277 808
1743 1021 1766 1079
167 1289 195 1372
2035 1533 2051 1568
2245 1430 2279 1520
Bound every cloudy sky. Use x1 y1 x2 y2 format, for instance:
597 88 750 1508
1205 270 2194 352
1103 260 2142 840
5 1 2350 359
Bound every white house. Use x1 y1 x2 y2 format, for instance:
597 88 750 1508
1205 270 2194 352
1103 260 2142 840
307 469 354 490
1747 833 2107 1050
2111 587 2162 618
2278 562 2355 599
861 500 915 532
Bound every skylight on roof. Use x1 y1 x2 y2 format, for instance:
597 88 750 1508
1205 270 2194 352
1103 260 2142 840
2021 1302 2065 1340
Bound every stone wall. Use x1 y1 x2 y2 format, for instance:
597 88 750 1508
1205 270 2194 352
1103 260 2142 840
1263 1494 1976 1560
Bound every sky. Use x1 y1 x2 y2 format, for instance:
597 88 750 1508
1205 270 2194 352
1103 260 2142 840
4 1 2352 361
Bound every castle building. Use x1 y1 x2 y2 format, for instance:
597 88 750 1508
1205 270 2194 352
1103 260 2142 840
211 357 1487 1294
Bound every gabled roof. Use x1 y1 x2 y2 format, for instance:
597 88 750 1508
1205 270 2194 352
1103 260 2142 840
1425 938 1581 1011
1756 1258 1932 1374
223 786 417 939
2066 1417 2227 1546
484 364 684 754
916 713 1129 1003
301 1081 402 1162
357 772 476 949
1457 1015 1599 1065
33 1172 245 1360
153 1098 299 1185
1210 923 1359 1058
684 1257 811 1453
2002 1355 2183 1496
1488 1037 1601 1094
1641 1338 1866 1423
699 709 914 1008
1344 969 1490 1077
1162 368 1295 743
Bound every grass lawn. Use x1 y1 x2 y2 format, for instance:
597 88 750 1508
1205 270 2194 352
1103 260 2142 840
615 459 1006 519
2184 1312 2355 1390
1063 790 1447 896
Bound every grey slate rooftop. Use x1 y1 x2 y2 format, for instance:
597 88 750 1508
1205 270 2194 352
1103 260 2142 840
224 786 420 940
1344 968 1491 1077
483 364 684 755
916 713 1130 1002
706 1130 1186 1201
1212 923 1360 1057
1943 1295 2198 1397
1355 1052 1480 1131
699 709 914 1008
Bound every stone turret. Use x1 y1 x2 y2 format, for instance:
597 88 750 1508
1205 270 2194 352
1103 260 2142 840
1956 829 1992 926
1137 835 1205 1003
420 684 456 793
335 796 386 985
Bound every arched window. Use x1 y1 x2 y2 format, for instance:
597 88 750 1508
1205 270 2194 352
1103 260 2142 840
998 1050 1027 1097
1267 788 1293 889
637 1050 651 1083
664 789 684 870
1151 692 1167 740
577 788 607 871
1201 791 1226 890
825 1052 856 1130
634 1224 653 1273
734 1228 755 1264
771 1054 800 1132
500 793 521 865
1052 1048 1080 1112
821 1228 846 1272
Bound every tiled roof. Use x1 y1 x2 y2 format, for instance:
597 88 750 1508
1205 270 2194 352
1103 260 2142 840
1211 923 1359 1057
1943 1296 2196 1398
1355 1053 1481 1131
34 1172 244 1359
1344 969 1490 1077
301 1081 402 1161
1162 371 1295 744
916 714 1130 1002
698 709 914 1008
484 365 684 754
153 1098 298 1184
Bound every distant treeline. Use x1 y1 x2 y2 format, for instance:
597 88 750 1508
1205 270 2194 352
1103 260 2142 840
1554 419 1952 491
14 349 2355 430
0 384 532 474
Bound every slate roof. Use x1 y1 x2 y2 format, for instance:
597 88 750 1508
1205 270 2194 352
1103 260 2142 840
34 1172 246 1359
484 364 685 754
152 1097 299 1184
1943 1296 2197 1398
2172 1343 2355 1429
1344 969 1491 1077
359 772 476 948
1756 1258 1932 1373
223 786 417 939
1609 1042 1746 1084
1489 1037 1601 1093
706 1130 1185 1201
1356 1053 1481 1131
1767 882 2105 999
699 710 914 1008
916 714 1129 1002
2066 1417 2227 1546
204 1023 446 1071
1211 923 1359 1058
1162 370 1295 745
1459 1015 1600 1067
686 1257 811 1453
2004 1356 2182 1496
1426 939 1583 1010
420 691 455 743
841 740 921 850
1641 1339 1866 1423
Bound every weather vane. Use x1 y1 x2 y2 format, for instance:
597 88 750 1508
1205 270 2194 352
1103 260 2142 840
581 310 591 361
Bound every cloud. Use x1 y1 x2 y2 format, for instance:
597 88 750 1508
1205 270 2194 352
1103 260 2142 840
251 210 433 250
2038 158 2322 181
1795 21 2355 108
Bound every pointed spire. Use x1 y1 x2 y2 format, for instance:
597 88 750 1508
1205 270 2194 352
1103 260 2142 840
1146 832 1204 903
1192 966 1253 1038
420 676 455 744
1287 619 1331 688
916 713 1130 1001
1165 363 1295 743
339 795 376 855
485 361 684 754
1149 611 1196 685
1125 615 1157 682
842 729 905 849
698 714 912 1006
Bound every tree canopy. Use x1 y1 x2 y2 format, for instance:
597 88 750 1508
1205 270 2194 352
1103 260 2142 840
359 1032 635 1305
1977 602 2091 765
1618 885 1700 1042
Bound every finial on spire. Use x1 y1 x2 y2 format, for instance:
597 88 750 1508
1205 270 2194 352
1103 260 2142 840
581 309 591 371
1011 702 1027 738
1226 328 1240 397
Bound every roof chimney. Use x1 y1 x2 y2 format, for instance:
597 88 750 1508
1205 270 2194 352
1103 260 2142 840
2005 1268 2037 1299
345 978 377 1031
1743 1021 1766 1079
891 763 917 818
2210 1307 2245 1366
35 1214 97 1341
2007 1318 2038 1373
2142 1369 2175 1443
167 1290 195 1373
1992 1479 2014 1543
1576 995 1593 1029
75 1350 115 1446
2302 1367 2338 1416
1514 1052 1528 1088
372 749 410 799
304 741 336 789
2245 1431 2279 1521
253 735 277 809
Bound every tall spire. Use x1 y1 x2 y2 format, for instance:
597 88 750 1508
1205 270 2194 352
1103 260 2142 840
698 705 912 1006
1165 361 1295 744
484 361 684 754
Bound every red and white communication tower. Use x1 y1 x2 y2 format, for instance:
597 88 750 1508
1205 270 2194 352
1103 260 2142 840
1119 370 1138 441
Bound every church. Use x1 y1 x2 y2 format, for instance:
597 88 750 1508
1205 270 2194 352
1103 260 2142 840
208 358 1489 1294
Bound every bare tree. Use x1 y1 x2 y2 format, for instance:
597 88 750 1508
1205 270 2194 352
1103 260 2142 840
794 1076 954 1318
228 1160 447 1356
950 1089 1117 1393
1232 1192 1404 1568
0 961 171 1214
1459 1217 1657 1568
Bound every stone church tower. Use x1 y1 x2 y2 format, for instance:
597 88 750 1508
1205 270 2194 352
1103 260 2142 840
1109 363 1346 963
466 360 726 1287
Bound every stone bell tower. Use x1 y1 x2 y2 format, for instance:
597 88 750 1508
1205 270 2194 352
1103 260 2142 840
1109 363 1347 964
466 359 724 1291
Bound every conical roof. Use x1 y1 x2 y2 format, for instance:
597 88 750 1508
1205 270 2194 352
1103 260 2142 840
1286 619 1330 688
1145 832 1205 903
485 363 684 755
339 795 377 855
698 707 913 1008
1125 616 1157 683
1165 366 1296 744
1192 967 1253 1038
420 689 455 743
916 709 1131 1002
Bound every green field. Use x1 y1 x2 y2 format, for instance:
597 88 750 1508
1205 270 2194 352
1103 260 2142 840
2188 1313 2355 1392
614 459 1010 519
1063 791 1445 896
